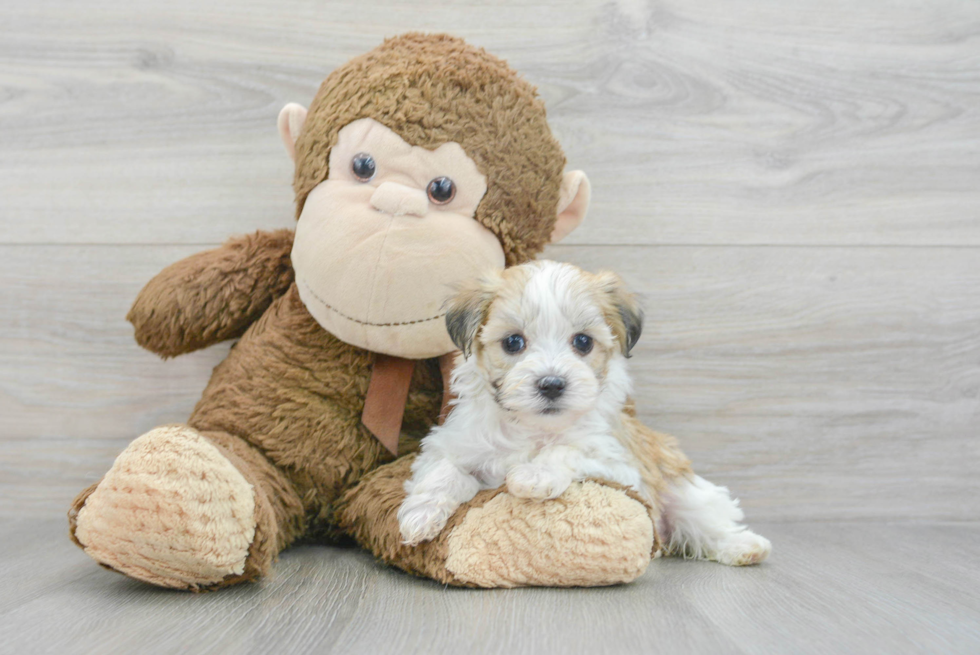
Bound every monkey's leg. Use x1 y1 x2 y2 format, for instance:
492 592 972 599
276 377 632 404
336 455 656 588
68 425 304 590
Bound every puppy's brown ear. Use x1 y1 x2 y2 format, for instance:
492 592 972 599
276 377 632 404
444 275 497 358
595 272 644 358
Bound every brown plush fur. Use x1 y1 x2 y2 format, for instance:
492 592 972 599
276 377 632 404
293 33 565 265
127 229 295 358
334 455 477 586
69 33 685 590
187 284 445 542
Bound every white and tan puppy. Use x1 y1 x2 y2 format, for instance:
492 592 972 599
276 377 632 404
397 261 771 567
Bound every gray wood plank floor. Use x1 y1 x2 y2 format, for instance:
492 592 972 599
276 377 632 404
1 0 978 652
2 520 979 654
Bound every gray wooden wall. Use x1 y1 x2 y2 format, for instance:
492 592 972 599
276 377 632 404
2 0 978 526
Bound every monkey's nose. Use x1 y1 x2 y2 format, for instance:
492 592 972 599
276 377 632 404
537 376 566 401
370 182 429 217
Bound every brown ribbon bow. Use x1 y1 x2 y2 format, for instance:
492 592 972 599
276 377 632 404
361 352 457 455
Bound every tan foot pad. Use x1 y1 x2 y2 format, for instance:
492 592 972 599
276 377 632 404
445 481 654 588
73 425 256 589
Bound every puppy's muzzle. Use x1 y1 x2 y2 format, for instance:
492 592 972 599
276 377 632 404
537 376 566 401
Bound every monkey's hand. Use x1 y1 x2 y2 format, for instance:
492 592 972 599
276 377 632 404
128 229 295 358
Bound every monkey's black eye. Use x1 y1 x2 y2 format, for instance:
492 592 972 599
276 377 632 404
502 334 526 354
572 333 593 355
351 153 376 182
427 177 456 204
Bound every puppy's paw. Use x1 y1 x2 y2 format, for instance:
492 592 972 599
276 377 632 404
506 464 571 501
715 529 772 566
398 495 452 546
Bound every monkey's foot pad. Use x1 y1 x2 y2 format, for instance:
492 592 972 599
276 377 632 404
446 481 654 587
71 425 256 589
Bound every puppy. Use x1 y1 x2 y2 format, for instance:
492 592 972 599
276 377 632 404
397 261 771 567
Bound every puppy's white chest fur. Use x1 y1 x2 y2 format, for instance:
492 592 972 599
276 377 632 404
447 396 632 491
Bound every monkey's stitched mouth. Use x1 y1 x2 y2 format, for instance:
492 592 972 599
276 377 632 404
299 278 445 328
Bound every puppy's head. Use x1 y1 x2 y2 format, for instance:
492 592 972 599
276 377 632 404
445 260 643 426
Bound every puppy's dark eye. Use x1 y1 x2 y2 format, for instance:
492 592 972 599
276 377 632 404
572 333 593 355
427 176 456 204
502 334 526 354
351 153 376 182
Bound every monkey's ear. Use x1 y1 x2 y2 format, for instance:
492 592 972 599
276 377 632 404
444 277 498 358
277 103 308 162
595 271 644 358
550 170 591 243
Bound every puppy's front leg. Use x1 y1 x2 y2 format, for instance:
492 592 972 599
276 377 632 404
506 447 576 501
398 455 481 546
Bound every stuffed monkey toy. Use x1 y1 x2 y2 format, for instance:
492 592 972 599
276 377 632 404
68 33 688 590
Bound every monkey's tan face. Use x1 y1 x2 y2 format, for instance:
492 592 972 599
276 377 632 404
291 118 505 358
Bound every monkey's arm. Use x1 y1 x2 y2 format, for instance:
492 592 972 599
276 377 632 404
128 229 295 358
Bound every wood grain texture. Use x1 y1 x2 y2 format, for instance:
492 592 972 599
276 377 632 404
1 0 979 245
1 0 979 650
1 244 977 522
1 519 978 654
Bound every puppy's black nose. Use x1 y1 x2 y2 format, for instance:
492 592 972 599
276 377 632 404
537 376 566 400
